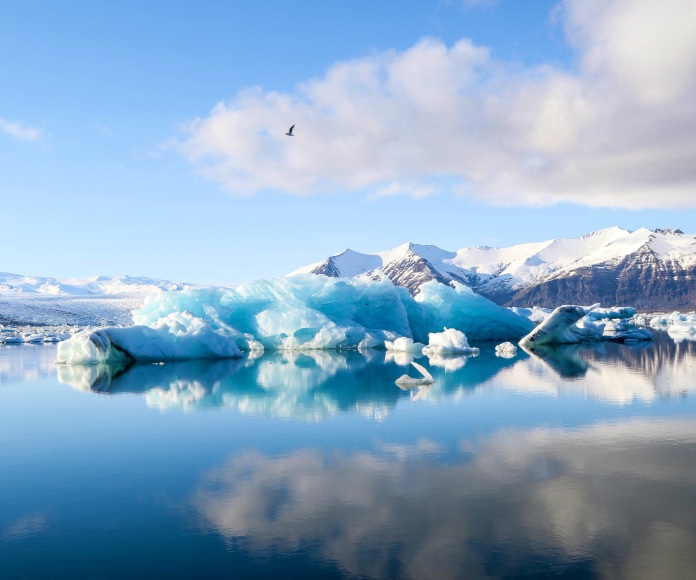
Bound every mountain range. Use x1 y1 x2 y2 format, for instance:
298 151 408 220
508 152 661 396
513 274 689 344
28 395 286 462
0 273 187 296
3 227 695 315
292 227 696 310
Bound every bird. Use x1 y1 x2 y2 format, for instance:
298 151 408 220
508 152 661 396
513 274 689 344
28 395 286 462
285 124 295 136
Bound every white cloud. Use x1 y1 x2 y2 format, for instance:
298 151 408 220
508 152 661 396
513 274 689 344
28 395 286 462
0 118 41 141
179 0 696 209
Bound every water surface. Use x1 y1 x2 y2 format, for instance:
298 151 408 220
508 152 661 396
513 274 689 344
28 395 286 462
1 334 696 579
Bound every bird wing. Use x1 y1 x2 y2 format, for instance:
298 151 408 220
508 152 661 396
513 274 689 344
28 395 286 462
288 124 295 134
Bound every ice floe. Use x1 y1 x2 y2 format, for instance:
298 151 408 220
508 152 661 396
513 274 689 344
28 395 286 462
384 337 425 353
0 324 75 344
519 304 653 348
495 342 518 358
395 361 435 388
422 328 479 356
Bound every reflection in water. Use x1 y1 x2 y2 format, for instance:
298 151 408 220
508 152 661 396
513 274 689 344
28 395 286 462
55 331 696 414
1 344 58 385
1 513 48 543
193 420 696 579
520 343 598 378
57 349 515 419
501 332 696 403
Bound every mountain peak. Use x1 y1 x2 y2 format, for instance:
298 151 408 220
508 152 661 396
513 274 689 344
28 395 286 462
290 226 696 308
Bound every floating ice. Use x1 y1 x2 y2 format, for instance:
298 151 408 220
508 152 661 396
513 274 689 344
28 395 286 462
495 342 518 358
385 337 425 353
519 304 649 347
56 311 243 364
660 311 696 339
395 361 435 388
423 328 480 356
1 324 73 344
58 275 534 363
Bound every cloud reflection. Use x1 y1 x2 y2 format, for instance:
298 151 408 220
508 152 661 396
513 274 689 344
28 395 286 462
1 513 48 543
193 420 696 579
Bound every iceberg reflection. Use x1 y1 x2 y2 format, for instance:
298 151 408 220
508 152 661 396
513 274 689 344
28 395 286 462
192 419 696 579
56 332 696 413
56 349 516 419
496 332 696 403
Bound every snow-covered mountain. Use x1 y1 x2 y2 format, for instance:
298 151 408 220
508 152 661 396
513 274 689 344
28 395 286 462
0 273 187 295
292 227 696 309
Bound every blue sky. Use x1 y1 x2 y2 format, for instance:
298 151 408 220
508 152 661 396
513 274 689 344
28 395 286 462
2 0 696 285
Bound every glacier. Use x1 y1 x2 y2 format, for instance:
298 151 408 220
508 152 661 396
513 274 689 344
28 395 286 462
56 275 535 364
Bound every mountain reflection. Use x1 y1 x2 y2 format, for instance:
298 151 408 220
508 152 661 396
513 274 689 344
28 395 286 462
192 419 696 580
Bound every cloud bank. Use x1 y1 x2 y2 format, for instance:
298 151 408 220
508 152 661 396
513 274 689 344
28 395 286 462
180 0 696 208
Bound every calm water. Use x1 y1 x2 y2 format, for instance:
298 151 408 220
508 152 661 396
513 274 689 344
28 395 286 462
1 334 696 579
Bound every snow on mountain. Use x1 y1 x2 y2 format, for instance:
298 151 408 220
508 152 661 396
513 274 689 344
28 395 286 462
291 227 696 309
0 273 187 296
452 227 631 285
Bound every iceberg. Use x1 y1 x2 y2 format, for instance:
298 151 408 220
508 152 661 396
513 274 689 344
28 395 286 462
519 304 651 347
57 275 535 363
56 311 243 364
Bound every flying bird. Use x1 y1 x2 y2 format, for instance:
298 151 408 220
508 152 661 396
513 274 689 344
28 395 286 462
285 124 295 136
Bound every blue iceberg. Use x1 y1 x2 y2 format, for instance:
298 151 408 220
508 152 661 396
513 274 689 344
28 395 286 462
56 275 535 363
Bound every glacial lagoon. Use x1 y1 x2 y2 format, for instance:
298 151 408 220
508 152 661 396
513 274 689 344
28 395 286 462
2 333 696 579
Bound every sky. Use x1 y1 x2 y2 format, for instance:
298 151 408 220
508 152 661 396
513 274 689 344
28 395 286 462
2 0 696 285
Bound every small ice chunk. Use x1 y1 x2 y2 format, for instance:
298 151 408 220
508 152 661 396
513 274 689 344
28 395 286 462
422 328 479 355
384 337 425 353
495 341 517 358
395 361 435 388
